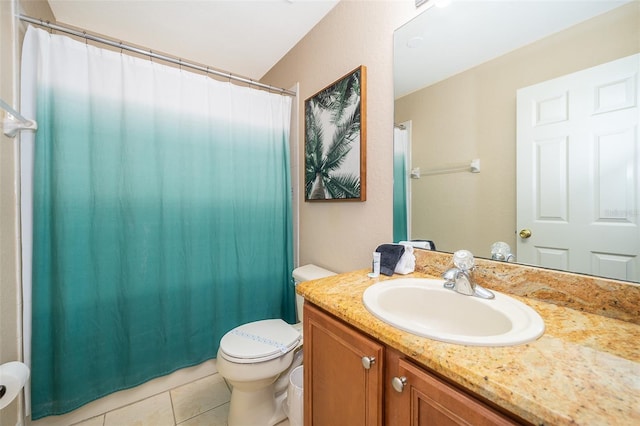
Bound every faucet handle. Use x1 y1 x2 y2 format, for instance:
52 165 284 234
491 242 515 262
453 250 475 271
442 268 458 289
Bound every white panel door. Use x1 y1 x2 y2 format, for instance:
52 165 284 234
517 54 639 282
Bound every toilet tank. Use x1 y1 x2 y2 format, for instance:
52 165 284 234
292 264 336 323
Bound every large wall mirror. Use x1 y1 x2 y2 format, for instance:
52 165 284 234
393 0 640 282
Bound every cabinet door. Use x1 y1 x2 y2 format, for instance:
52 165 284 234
389 356 519 426
304 303 384 426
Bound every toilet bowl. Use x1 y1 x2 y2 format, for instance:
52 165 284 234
216 264 336 426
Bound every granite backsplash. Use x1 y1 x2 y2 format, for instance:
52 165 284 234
413 249 640 325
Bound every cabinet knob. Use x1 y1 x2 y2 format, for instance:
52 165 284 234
361 356 376 370
391 376 407 393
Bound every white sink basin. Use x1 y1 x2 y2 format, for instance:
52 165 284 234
362 278 544 346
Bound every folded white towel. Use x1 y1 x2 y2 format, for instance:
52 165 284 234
399 240 435 250
394 244 416 274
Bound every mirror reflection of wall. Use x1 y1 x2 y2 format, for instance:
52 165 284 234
394 1 640 281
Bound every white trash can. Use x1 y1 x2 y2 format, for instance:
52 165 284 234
286 365 304 426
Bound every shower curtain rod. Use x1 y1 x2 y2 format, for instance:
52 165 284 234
18 15 297 97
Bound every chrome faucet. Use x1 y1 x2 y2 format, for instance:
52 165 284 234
442 250 495 299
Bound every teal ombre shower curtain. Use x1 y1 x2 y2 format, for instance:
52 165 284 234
393 125 409 242
21 26 294 419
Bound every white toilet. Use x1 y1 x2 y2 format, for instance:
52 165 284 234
216 264 336 426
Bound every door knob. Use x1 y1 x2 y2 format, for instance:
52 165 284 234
519 229 532 239
391 376 407 393
361 356 376 370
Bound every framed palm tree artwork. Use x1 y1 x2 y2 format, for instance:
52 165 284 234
305 66 366 201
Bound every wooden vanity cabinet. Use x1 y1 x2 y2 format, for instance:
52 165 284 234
385 348 520 426
305 302 522 426
304 303 384 426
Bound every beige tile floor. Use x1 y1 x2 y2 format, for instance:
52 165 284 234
71 373 230 426
36 372 290 426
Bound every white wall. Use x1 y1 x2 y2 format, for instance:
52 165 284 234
263 0 421 273
1 2 54 424
1 1 23 423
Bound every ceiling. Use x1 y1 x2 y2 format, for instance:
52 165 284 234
44 0 340 81
394 0 632 98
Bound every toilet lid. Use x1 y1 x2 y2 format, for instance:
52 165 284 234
219 319 301 363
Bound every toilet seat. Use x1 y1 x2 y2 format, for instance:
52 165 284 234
219 319 301 364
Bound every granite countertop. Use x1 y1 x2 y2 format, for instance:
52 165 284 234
297 269 640 426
